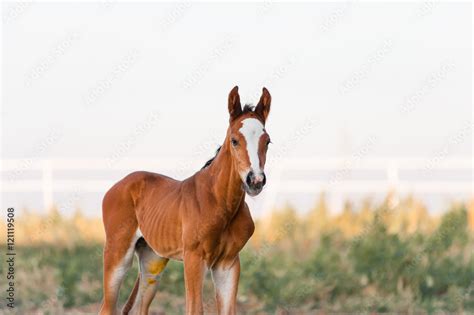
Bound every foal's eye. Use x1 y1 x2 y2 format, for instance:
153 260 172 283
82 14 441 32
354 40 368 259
266 139 272 146
231 138 239 147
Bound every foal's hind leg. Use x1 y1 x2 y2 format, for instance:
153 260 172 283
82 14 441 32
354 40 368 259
124 239 169 315
100 233 139 315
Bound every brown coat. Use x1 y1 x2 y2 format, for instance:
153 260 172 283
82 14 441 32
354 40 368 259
100 86 272 315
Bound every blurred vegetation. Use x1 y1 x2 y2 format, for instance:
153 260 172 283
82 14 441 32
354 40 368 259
0 194 473 313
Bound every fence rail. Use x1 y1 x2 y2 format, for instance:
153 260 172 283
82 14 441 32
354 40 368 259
1 157 473 212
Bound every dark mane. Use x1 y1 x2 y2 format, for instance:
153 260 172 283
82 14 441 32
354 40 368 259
243 103 255 113
201 146 221 169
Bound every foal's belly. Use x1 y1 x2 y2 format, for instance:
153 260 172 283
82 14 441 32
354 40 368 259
140 225 184 261
136 201 185 261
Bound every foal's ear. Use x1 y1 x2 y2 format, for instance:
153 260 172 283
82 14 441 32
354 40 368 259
255 87 271 122
228 86 242 121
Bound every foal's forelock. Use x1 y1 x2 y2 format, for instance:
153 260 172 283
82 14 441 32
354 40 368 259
239 118 265 173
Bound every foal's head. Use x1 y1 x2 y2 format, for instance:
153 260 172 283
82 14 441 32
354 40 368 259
227 86 272 196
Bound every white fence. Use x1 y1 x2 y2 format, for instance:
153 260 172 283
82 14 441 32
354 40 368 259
1 157 473 213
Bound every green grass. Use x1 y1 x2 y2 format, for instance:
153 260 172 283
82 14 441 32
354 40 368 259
1 206 473 313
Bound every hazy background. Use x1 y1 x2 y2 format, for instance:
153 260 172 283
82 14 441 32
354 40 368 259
1 2 474 313
1 2 472 217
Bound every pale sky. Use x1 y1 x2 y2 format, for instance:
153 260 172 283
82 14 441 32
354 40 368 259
1 2 472 216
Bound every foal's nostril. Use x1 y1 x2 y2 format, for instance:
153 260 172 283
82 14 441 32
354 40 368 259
262 173 266 187
246 172 253 186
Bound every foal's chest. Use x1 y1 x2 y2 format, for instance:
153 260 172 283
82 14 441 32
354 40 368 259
198 208 254 264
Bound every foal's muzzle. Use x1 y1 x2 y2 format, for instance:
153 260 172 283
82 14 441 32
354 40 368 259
244 170 266 196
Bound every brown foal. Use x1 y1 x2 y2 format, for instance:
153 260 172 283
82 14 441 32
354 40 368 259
99 86 272 315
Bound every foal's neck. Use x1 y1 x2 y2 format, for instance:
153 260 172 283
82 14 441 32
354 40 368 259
204 142 245 214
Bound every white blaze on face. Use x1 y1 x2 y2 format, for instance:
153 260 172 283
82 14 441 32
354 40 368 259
239 118 264 176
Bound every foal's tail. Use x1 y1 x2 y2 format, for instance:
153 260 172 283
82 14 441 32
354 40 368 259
122 274 140 314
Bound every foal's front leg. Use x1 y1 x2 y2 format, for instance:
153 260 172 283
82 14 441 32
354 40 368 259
184 251 206 314
211 257 240 315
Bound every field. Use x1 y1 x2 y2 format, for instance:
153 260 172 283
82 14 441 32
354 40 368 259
1 194 474 314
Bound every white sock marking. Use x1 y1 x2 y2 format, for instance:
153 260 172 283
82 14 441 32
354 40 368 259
213 267 235 311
